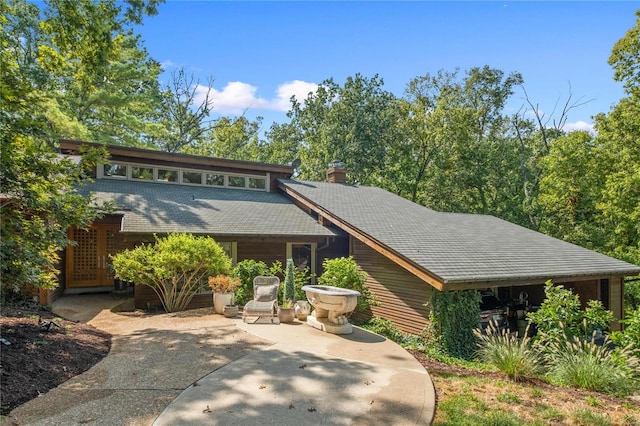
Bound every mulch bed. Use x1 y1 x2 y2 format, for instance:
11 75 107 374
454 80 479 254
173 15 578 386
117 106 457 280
0 303 111 415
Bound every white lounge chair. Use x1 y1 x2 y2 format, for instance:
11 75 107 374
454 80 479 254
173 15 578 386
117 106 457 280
243 276 280 324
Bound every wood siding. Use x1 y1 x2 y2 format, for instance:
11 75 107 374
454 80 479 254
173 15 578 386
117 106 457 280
236 241 287 266
134 285 214 310
351 239 432 334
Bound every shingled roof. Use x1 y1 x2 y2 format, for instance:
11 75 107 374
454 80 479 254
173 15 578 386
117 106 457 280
82 179 338 237
279 179 640 288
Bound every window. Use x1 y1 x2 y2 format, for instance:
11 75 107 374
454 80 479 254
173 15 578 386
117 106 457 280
286 243 317 284
183 171 203 184
206 173 225 186
100 162 267 192
249 177 266 190
158 169 178 182
131 166 153 180
104 163 127 178
228 176 246 188
218 242 237 265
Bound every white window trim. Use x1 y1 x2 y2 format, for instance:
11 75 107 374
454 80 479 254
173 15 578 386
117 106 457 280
98 162 268 192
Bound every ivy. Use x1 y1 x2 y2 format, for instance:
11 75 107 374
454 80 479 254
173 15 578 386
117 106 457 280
429 289 481 360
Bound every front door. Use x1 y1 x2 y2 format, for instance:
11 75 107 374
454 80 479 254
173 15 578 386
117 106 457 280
66 224 123 288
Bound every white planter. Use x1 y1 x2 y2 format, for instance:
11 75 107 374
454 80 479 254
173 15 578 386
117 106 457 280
295 300 309 321
213 292 234 314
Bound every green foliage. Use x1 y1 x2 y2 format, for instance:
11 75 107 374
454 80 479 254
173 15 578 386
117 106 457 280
111 233 231 312
0 138 109 292
429 289 481 360
475 323 541 381
232 259 269 307
526 281 614 341
317 256 373 311
356 317 425 348
571 409 612 426
270 74 403 186
625 279 640 310
543 330 640 397
283 258 296 303
610 307 640 350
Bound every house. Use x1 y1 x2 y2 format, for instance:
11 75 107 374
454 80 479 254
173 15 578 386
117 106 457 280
54 140 640 333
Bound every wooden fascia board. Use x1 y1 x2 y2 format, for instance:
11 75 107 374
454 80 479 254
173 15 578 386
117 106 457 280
279 184 446 291
59 139 293 175
441 273 636 291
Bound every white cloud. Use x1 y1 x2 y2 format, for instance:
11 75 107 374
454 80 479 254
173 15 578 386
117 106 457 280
564 120 595 134
273 80 319 111
194 80 318 115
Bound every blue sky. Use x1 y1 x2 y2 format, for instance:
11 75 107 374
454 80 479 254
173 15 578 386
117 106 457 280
139 1 638 134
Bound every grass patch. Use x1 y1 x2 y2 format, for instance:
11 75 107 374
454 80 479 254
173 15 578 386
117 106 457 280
496 392 521 404
572 409 612 426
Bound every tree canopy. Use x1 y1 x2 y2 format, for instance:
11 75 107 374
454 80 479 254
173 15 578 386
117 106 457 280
2 2 638 295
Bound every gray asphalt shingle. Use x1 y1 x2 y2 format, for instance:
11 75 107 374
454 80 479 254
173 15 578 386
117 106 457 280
82 179 337 237
279 179 640 284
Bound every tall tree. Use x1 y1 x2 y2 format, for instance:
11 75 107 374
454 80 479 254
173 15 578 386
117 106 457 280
182 115 264 161
0 0 160 293
269 74 402 185
593 10 640 265
147 68 215 152
37 0 163 146
401 67 526 221
538 10 640 266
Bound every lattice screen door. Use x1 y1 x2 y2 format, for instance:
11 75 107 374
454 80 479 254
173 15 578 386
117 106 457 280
66 224 122 288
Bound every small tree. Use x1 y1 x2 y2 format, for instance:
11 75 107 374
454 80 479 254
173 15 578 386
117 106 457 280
527 281 614 342
111 233 231 312
283 258 296 307
318 256 374 311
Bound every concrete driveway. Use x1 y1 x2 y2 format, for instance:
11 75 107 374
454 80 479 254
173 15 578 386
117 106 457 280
3 294 435 425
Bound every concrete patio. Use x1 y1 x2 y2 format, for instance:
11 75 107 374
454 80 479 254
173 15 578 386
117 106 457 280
3 293 435 425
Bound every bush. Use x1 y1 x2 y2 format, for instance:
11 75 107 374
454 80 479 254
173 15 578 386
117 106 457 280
356 317 426 348
543 327 640 396
625 279 640 310
232 260 269 306
610 307 640 351
317 256 374 311
429 289 481 360
111 233 231 312
528 281 614 342
475 322 541 381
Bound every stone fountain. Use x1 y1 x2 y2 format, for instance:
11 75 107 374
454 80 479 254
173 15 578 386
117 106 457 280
301 285 361 334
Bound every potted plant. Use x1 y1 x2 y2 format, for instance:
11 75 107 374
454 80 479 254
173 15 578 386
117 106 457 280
208 275 242 315
278 258 296 323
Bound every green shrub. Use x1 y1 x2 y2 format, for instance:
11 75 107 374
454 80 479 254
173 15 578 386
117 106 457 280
543 328 640 396
475 322 541 381
232 260 269 306
610 307 640 351
357 317 405 341
429 289 481 360
625 279 640 310
528 281 614 342
111 233 231 312
527 281 582 341
318 256 374 311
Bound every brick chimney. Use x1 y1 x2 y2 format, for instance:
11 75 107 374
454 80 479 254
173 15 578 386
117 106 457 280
326 160 347 184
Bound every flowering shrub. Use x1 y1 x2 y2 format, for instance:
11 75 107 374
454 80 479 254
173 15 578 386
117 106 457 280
208 275 242 293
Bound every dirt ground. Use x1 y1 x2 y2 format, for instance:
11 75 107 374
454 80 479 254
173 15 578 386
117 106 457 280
0 303 111 415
